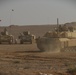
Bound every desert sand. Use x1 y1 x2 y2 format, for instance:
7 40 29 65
0 24 76 75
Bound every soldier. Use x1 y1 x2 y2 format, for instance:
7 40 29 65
62 24 68 31
15 39 18 44
4 28 8 35
18 33 23 39
55 25 62 32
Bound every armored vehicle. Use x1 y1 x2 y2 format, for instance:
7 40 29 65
0 28 14 44
36 19 76 52
19 31 35 44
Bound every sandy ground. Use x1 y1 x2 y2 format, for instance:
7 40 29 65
0 43 76 75
0 25 76 75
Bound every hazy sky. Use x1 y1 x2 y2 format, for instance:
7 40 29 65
0 0 76 26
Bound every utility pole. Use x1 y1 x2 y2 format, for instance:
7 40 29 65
10 9 14 34
57 18 59 37
10 9 14 26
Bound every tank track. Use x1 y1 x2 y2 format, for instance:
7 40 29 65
61 46 76 52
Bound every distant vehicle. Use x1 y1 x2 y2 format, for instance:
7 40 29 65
18 31 35 44
0 28 14 44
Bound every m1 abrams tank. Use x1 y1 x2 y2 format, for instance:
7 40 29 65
0 28 14 44
19 31 35 44
36 19 76 52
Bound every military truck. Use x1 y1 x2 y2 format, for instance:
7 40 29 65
0 28 14 44
19 31 35 44
36 19 76 52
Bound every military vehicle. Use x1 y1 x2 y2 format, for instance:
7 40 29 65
19 31 35 44
0 28 14 44
36 19 76 52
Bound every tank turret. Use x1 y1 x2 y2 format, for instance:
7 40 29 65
0 28 14 44
18 31 35 44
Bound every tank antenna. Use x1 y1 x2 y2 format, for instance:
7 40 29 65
57 18 59 37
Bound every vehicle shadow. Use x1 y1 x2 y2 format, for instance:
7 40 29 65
14 50 43 53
